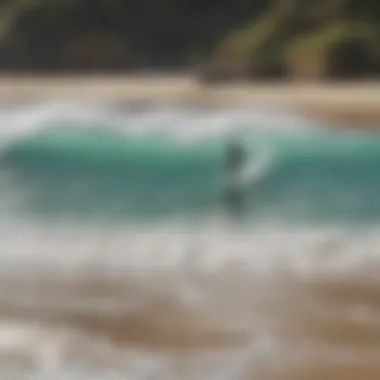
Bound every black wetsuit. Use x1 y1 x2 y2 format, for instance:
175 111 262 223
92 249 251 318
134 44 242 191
224 142 245 217
226 143 245 174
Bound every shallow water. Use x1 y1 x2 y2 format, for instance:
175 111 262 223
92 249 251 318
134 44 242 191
0 100 378 379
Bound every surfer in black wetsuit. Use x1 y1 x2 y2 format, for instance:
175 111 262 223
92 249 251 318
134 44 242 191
224 139 246 218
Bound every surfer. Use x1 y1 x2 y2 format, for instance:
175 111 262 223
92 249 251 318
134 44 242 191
224 139 246 218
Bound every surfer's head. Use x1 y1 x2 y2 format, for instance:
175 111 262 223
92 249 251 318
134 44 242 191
229 138 246 154
227 139 245 169
227 138 242 153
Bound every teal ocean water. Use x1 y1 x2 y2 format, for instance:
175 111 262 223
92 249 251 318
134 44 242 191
0 101 379 379
1 102 380 225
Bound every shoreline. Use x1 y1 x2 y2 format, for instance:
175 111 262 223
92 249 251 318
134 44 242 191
0 75 380 128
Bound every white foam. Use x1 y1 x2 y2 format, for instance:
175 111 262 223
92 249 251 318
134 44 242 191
0 100 314 151
0 320 125 372
0 316 279 378
0 218 377 282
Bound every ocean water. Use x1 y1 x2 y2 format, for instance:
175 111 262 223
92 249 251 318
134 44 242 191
0 100 379 379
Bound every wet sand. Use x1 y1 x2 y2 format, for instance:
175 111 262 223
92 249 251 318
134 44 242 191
0 273 379 379
0 75 380 127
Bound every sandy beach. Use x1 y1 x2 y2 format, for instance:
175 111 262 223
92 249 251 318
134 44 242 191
0 75 380 127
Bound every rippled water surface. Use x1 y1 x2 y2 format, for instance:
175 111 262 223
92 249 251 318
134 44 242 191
0 100 378 379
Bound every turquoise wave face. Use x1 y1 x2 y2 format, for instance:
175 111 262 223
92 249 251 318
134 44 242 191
0 124 226 221
251 130 380 224
2 123 380 225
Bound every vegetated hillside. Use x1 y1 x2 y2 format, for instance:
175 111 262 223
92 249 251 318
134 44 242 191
213 0 380 80
0 0 379 79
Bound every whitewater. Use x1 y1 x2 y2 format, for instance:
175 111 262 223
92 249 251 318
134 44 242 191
0 100 378 379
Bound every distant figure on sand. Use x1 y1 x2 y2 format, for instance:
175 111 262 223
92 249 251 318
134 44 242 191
224 139 246 218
